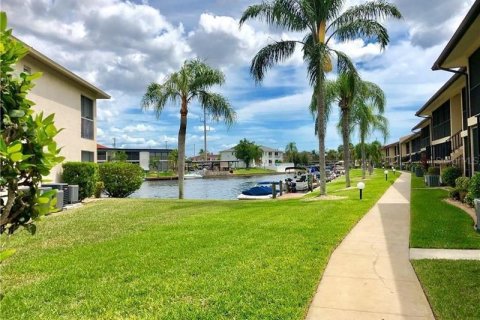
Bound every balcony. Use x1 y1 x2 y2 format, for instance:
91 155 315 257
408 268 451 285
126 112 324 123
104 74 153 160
450 130 463 152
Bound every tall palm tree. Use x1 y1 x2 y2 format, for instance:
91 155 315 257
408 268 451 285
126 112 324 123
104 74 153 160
367 140 384 174
324 71 360 187
351 81 389 179
240 0 401 195
142 59 236 199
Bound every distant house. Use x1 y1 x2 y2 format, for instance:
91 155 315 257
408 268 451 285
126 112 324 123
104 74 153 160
189 153 220 162
14 38 110 182
97 145 172 171
219 145 283 168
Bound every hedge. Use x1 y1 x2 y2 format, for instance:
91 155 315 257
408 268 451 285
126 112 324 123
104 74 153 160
62 162 99 200
99 162 144 198
441 166 462 187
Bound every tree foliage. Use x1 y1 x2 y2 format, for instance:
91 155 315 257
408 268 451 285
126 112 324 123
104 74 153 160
234 139 262 168
0 12 64 238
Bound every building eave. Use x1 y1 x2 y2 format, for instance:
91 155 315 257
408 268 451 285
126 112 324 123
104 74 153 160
14 36 110 100
432 0 480 70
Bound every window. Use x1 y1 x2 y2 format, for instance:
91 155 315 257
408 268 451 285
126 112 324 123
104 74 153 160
421 125 430 148
470 47 480 116
23 65 31 74
81 151 94 162
432 101 450 140
274 152 278 156
97 151 106 161
432 142 451 160
268 152 272 156
81 96 94 140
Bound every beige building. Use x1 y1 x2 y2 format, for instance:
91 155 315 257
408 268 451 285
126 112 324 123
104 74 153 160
14 39 110 181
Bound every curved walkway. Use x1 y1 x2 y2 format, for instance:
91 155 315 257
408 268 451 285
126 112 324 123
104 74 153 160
306 172 435 320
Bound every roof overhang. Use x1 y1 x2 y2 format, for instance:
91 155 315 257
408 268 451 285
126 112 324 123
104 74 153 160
399 133 419 144
412 118 430 131
14 36 110 100
415 72 465 117
432 0 480 69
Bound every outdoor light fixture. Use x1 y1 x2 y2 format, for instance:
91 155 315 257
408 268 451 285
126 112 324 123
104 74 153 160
357 182 365 200
384 170 388 181
393 168 396 176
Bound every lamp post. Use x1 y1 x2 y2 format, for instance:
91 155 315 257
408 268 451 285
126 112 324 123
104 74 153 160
393 168 396 176
357 182 365 200
384 170 388 181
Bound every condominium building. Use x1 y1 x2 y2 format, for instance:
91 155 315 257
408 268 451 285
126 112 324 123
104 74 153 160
14 38 110 182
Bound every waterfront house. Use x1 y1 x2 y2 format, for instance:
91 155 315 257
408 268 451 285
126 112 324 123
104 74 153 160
97 145 172 171
219 145 284 168
14 38 110 182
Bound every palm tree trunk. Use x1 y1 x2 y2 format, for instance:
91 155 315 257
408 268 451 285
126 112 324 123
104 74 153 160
361 139 366 179
177 97 188 199
316 80 327 196
341 107 351 188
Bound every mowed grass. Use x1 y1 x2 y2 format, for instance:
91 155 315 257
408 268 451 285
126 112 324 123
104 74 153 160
412 260 480 319
1 169 393 319
410 175 480 249
232 167 277 175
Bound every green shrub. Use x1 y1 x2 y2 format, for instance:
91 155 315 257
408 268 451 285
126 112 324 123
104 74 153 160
465 192 474 207
468 173 480 200
99 162 144 198
62 162 99 200
455 177 470 190
455 177 470 202
94 181 104 198
441 166 462 187
427 167 440 175
1 12 64 237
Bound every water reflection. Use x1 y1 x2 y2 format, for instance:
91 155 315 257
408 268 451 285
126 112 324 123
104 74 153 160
130 174 291 200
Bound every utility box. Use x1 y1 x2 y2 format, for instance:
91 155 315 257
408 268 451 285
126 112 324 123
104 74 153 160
67 185 79 203
425 175 440 187
55 190 64 210
42 183 69 206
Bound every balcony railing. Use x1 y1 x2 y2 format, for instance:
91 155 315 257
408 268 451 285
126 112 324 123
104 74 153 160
450 130 463 152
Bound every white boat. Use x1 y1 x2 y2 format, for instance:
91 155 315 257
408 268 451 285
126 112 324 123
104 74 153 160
184 172 203 179
237 194 273 200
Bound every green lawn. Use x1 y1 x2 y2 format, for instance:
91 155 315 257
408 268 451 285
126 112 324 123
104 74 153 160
410 175 480 249
232 167 277 175
146 170 177 178
1 169 394 319
412 260 480 320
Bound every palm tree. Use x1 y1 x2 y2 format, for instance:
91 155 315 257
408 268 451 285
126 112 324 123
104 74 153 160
367 140 384 174
351 81 389 179
285 142 299 165
142 60 236 199
240 0 401 195
324 72 360 187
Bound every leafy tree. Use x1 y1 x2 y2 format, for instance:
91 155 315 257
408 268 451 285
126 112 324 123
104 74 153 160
241 0 401 195
351 80 388 178
142 60 236 199
326 149 339 162
111 150 128 162
234 139 262 168
168 149 179 172
1 12 64 246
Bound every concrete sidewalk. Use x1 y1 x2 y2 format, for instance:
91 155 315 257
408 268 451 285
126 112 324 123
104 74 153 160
306 172 435 320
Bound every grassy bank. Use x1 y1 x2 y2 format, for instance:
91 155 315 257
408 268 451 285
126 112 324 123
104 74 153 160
1 169 394 319
412 260 480 319
232 167 277 175
410 175 480 249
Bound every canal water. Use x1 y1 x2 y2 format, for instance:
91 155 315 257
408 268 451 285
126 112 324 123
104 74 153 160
130 174 292 200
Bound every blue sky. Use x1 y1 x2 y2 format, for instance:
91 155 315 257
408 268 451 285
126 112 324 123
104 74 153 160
4 0 475 155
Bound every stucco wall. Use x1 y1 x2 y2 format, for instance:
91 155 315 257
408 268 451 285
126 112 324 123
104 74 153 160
15 55 99 182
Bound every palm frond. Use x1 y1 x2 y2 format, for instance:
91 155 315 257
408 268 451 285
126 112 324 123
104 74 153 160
303 41 329 86
251 40 297 83
360 81 386 113
187 59 225 95
239 0 308 32
328 20 389 48
330 49 357 76
328 0 402 29
199 91 236 128
141 80 179 118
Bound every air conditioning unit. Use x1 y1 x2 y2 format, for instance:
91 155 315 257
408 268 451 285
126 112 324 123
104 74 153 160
67 185 79 203
55 190 64 210
42 183 69 206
